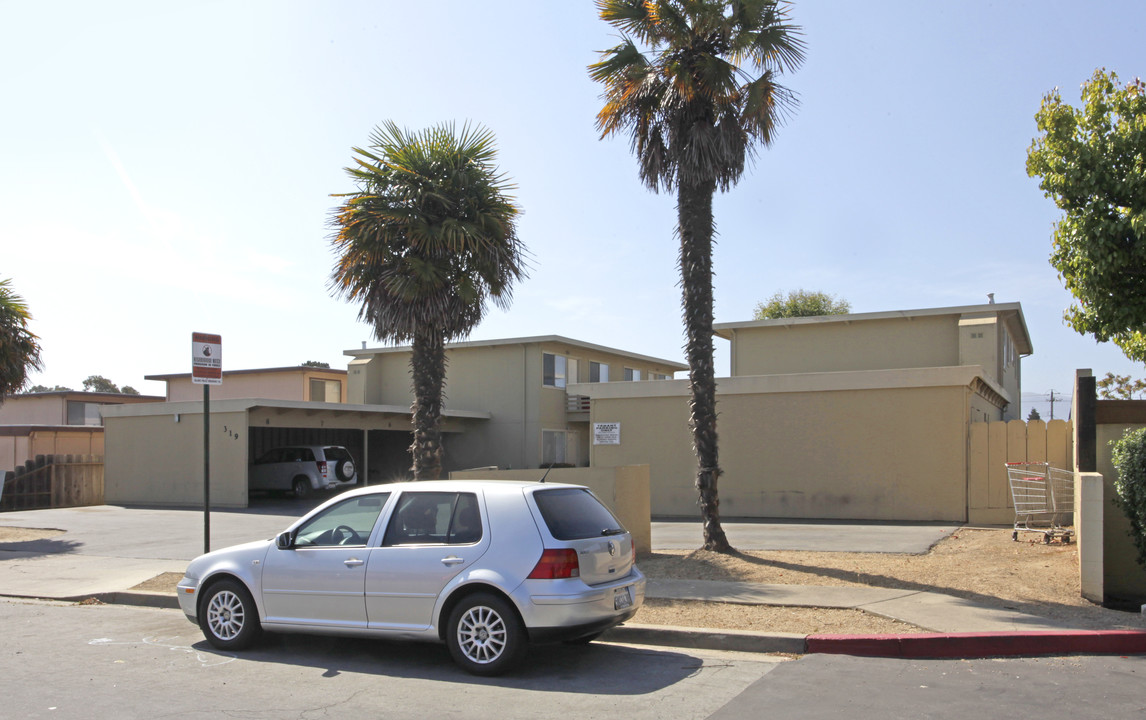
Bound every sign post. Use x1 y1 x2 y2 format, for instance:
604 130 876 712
192 332 222 554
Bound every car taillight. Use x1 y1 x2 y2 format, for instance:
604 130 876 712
317 460 328 476
528 548 580 579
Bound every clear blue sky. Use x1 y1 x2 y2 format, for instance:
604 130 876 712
3 1 1143 417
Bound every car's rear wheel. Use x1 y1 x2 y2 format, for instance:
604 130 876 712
446 593 526 676
199 579 261 651
334 459 354 483
292 477 311 499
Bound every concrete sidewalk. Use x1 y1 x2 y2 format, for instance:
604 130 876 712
2 505 1144 658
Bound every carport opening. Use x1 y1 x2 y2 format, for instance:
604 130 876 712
248 427 415 499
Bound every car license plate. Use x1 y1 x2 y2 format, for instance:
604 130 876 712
614 586 632 610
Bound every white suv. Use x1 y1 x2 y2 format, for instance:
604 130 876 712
249 445 357 498
177 479 645 675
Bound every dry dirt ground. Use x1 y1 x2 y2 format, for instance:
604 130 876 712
636 527 1146 634
2 525 1142 635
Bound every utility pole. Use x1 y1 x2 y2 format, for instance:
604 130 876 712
1046 389 1059 420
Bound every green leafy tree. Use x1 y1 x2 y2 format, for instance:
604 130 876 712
330 122 527 480
1027 69 1146 361
301 360 330 369
120 386 140 396
1097 372 1146 400
1111 428 1146 569
591 0 805 552
27 384 73 393
754 290 851 320
1027 407 1042 422
0 279 43 400
82 375 120 393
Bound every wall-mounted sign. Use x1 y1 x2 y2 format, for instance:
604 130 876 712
191 332 222 385
593 422 620 445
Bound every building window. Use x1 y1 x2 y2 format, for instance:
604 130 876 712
543 353 567 388
1002 326 1015 368
542 430 567 465
309 379 342 402
650 373 670 381
623 368 642 382
66 401 103 426
589 361 609 383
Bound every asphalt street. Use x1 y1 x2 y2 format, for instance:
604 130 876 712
2 599 783 720
5 599 1142 720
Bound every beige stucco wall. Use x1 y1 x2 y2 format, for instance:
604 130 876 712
581 370 979 522
727 315 959 378
449 465 652 553
0 395 66 424
105 408 250 508
165 369 348 403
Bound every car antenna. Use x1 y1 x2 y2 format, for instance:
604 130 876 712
539 461 556 483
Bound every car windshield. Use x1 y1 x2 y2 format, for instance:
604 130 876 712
533 487 624 540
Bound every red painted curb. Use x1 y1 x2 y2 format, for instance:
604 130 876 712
806 630 1146 658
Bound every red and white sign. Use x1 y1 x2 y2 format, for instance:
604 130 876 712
192 332 222 385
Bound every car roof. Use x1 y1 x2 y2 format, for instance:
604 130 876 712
339 479 586 498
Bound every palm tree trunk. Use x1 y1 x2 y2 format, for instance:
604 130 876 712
677 180 732 553
409 328 445 480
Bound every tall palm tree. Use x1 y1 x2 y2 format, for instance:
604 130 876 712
591 0 804 551
329 122 527 480
0 279 43 401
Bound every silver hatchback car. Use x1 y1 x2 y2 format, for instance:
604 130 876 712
177 479 645 675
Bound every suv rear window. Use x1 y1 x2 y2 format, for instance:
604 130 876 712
323 447 351 462
533 488 624 540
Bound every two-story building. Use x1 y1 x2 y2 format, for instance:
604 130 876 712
345 336 686 472
579 303 1033 522
101 343 684 507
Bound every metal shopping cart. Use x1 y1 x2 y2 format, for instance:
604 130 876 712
1005 462 1075 543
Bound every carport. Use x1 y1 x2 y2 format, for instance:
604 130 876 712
102 399 489 508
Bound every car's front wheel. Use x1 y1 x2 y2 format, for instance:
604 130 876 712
199 579 261 651
446 593 526 676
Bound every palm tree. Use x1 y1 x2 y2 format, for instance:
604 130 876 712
329 122 526 480
590 0 804 551
0 279 43 401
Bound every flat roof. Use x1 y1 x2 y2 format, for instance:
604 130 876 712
345 334 689 371
145 366 347 381
714 302 1033 355
99 398 490 421
9 391 165 401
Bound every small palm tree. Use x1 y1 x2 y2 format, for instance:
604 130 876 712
0 279 44 402
591 0 805 551
329 122 527 480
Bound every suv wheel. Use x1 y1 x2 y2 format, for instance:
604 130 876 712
446 593 526 676
334 459 354 483
292 477 312 499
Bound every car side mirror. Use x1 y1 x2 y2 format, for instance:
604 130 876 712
276 531 294 549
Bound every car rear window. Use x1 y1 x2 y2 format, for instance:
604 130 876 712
533 488 624 540
323 447 351 462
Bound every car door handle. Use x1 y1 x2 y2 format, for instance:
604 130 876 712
441 556 464 566
344 558 364 567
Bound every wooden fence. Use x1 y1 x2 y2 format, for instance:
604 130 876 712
968 419 1073 525
0 454 104 511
